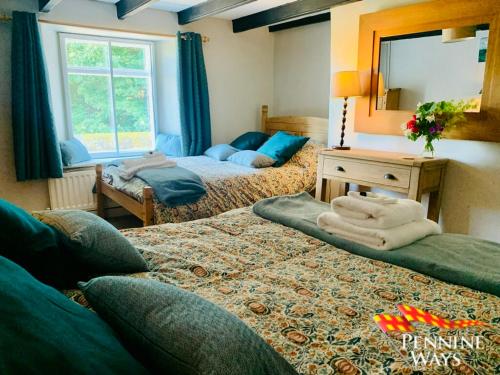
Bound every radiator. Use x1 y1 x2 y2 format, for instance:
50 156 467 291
48 168 96 210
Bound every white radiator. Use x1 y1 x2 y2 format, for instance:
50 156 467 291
48 168 96 210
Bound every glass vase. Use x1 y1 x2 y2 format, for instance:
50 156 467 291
422 137 435 158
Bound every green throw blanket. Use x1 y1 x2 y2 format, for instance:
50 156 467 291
253 193 500 296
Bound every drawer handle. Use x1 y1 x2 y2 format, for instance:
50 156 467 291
336 166 345 172
384 173 397 180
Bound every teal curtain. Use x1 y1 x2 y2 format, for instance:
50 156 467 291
177 32 211 156
11 11 62 181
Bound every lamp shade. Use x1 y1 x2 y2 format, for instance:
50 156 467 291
332 71 362 98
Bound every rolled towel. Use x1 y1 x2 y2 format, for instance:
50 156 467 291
331 196 425 229
317 211 441 251
118 159 177 180
122 153 167 169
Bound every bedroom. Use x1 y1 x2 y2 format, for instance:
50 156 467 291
0 0 499 374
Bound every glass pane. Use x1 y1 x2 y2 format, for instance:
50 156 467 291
68 73 115 154
113 76 154 152
65 39 109 69
111 43 147 70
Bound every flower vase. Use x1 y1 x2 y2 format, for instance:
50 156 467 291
422 138 435 158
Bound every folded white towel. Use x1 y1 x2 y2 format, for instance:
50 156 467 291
317 211 441 251
122 153 167 169
331 196 425 229
348 191 398 205
118 159 176 180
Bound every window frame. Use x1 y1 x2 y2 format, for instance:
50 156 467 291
59 32 158 158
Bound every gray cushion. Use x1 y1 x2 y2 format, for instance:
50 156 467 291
204 144 239 161
33 210 148 275
227 150 276 168
80 276 297 375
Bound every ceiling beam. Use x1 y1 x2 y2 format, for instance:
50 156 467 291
233 0 360 33
178 0 257 25
269 12 330 32
116 0 158 19
39 0 63 12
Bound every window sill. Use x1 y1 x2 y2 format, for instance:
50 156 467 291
63 156 136 171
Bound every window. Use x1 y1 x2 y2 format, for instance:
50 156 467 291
60 34 156 157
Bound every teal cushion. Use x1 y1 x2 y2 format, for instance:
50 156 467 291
60 138 91 166
0 256 148 375
227 150 276 168
155 133 182 157
0 199 84 288
80 276 298 375
230 131 269 151
204 144 239 161
33 210 148 275
257 131 309 167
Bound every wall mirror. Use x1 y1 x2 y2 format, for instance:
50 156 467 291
377 25 489 112
355 0 500 142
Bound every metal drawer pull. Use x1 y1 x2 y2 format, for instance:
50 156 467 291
336 166 345 172
384 173 397 180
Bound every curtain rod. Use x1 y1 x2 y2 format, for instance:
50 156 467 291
0 13 209 42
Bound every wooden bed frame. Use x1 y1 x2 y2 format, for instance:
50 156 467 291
96 105 329 226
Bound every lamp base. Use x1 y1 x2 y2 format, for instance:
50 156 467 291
333 146 351 150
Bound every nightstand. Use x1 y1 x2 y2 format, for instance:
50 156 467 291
315 149 448 222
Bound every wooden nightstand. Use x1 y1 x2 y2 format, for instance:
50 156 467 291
315 149 448 222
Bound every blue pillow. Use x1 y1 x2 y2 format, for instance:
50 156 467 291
156 133 182 157
227 150 275 168
257 131 309 167
60 138 91 166
230 131 269 151
204 144 239 161
80 276 298 375
0 257 148 374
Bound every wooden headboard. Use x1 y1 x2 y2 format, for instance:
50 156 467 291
260 105 329 145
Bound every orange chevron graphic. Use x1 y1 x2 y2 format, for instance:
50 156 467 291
373 304 488 333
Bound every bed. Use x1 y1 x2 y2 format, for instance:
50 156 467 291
67 206 500 374
95 105 328 226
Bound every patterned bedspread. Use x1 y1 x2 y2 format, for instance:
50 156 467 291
103 144 320 224
67 207 499 374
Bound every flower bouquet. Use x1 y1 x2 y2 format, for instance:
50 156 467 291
402 100 475 157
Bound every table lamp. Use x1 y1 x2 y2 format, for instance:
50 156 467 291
332 71 362 150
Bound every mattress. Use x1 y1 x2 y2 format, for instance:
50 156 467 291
67 207 500 374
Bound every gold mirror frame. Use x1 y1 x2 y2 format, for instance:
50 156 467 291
355 0 500 142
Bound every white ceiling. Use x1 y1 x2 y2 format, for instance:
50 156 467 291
94 0 297 19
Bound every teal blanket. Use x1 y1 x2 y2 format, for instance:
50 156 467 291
253 193 500 296
135 167 206 207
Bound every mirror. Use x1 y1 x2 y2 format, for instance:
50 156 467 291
377 24 489 111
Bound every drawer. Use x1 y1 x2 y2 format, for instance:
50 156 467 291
323 157 411 189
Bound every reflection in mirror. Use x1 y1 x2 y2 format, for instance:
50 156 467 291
377 24 489 111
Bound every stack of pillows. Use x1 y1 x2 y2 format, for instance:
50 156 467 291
0 199 297 375
204 131 309 168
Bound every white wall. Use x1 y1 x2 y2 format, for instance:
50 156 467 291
330 0 500 242
381 31 487 110
183 17 274 144
273 21 330 118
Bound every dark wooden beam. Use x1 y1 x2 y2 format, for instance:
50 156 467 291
39 0 63 12
116 0 157 19
269 12 330 32
178 0 256 25
233 0 359 33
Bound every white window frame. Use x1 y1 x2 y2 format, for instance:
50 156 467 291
59 32 157 158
